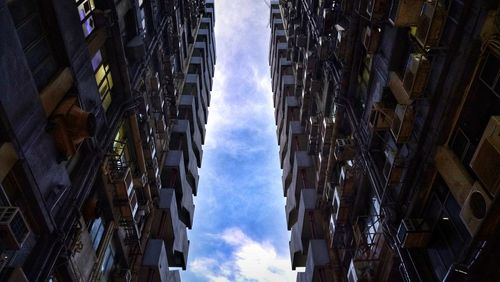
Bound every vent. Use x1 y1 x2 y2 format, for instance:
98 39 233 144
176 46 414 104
397 218 431 248
0 207 30 250
460 182 493 238
334 25 348 62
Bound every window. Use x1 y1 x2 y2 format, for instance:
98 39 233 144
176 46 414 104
479 52 500 98
91 50 113 111
89 217 105 251
100 244 114 274
76 0 96 38
7 0 60 90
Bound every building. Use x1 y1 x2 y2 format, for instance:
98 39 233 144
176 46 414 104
0 0 215 281
269 0 499 281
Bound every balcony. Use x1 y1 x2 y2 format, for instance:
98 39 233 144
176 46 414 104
280 121 307 169
161 150 195 228
188 60 209 105
277 96 299 146
296 240 332 282
285 151 315 229
178 95 204 152
154 189 190 269
171 120 200 194
141 239 173 281
196 29 215 69
190 56 212 107
274 63 294 113
183 77 206 143
193 42 214 90
290 189 324 269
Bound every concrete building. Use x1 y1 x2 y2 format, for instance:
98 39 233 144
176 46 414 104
269 0 499 281
0 0 215 281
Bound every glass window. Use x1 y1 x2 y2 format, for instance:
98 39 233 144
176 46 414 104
101 244 114 273
93 56 113 111
89 217 105 251
76 0 96 38
91 50 103 71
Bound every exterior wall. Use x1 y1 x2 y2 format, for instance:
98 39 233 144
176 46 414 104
0 0 215 281
269 0 500 281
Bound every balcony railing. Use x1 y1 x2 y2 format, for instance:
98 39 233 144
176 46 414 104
296 240 332 282
290 189 323 269
285 151 315 229
171 119 200 194
161 150 195 228
154 189 190 269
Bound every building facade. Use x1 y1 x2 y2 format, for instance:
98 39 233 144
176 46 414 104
0 0 215 281
269 0 499 281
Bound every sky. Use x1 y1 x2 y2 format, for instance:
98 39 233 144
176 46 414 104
180 0 297 281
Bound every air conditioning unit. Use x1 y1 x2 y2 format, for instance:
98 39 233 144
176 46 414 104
288 46 300 62
329 213 336 246
321 117 335 145
133 173 148 188
288 6 298 21
333 186 350 225
113 268 132 282
340 164 355 195
325 183 335 202
469 116 500 195
305 51 317 72
155 116 167 134
383 147 404 185
390 104 414 143
402 53 431 99
369 103 394 130
397 218 431 248
334 138 356 161
126 36 146 61
460 182 493 237
334 25 348 61
296 34 307 48
366 0 387 20
0 207 30 250
317 36 332 60
295 63 304 86
348 259 374 282
113 167 133 200
148 72 161 92
415 0 447 48
362 26 381 54
322 8 335 34
389 0 424 27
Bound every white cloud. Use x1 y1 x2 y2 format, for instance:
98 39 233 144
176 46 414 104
189 228 296 282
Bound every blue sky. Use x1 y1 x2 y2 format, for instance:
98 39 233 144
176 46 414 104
180 0 297 281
